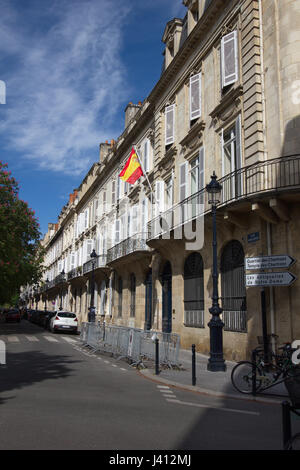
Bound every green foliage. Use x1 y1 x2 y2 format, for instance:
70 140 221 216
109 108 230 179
0 160 44 304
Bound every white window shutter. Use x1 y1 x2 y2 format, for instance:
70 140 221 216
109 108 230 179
179 162 189 201
84 208 89 230
190 73 201 121
165 105 175 146
115 219 120 245
221 30 238 88
71 252 75 270
86 239 93 261
131 205 138 235
199 147 205 190
141 197 148 233
155 180 165 215
112 181 116 205
143 139 149 172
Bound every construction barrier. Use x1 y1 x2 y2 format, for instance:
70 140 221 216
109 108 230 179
79 322 180 367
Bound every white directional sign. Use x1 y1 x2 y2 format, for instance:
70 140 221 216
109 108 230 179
246 272 297 287
245 255 296 270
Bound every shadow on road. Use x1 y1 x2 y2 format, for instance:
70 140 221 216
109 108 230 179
0 350 81 406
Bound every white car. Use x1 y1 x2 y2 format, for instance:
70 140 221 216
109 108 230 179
50 311 78 334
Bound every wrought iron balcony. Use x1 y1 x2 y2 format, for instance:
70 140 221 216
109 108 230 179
107 233 150 264
148 154 300 240
82 255 107 275
67 267 83 280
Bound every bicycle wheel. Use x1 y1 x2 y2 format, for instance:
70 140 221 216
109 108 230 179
285 433 300 450
231 361 262 394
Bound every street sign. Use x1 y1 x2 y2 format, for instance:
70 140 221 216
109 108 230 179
245 255 296 270
246 272 297 287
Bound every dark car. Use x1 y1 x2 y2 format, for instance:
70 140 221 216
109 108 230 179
5 309 21 323
43 311 57 330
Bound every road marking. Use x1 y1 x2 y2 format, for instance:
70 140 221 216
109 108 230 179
43 336 59 343
157 385 170 389
61 336 77 343
120 368 127 371
25 336 39 342
7 336 20 343
166 399 260 416
112 364 117 368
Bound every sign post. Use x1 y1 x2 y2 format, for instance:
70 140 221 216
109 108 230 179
245 254 297 358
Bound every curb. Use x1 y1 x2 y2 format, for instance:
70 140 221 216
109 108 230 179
137 368 285 405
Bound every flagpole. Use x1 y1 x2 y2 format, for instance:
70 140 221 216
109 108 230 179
133 145 156 236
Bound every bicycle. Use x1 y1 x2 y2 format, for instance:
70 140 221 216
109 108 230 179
284 432 300 450
231 342 299 394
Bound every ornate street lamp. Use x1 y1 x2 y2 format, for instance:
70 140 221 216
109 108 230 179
206 172 226 372
89 249 97 322
59 270 65 310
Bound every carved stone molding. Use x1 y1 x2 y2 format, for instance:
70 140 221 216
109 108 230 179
158 145 177 177
180 119 205 155
210 85 243 128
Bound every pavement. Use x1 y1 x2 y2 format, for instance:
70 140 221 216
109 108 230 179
138 348 291 405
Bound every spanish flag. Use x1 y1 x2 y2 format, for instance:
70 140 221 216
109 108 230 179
119 147 143 184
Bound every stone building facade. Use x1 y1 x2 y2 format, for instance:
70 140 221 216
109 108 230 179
23 0 300 361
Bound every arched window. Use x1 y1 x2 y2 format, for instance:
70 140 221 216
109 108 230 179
184 252 204 327
221 240 247 332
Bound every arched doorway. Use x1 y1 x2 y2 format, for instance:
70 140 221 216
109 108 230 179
144 269 152 330
162 261 172 333
184 253 204 328
221 240 247 332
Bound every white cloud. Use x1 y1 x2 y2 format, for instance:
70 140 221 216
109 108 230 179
0 0 130 175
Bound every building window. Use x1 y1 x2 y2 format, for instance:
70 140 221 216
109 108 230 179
190 147 205 213
221 115 242 200
184 253 204 328
130 274 136 317
221 30 239 89
221 240 247 333
165 104 175 146
189 73 201 123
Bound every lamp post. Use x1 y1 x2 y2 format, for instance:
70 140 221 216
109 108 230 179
206 172 226 372
59 270 65 310
89 249 97 323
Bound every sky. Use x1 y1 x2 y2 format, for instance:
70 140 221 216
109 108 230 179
0 0 187 237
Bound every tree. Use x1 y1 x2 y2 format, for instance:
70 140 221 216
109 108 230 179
0 160 44 304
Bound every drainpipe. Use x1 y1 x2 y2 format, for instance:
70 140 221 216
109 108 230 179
259 0 276 352
267 222 276 353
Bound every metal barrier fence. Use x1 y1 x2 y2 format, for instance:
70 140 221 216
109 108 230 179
79 322 180 367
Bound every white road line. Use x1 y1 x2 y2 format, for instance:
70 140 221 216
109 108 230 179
43 336 59 343
157 386 170 389
166 399 260 416
162 394 176 398
7 336 20 343
112 364 117 368
61 336 77 343
25 336 39 342
104 360 110 364
120 368 127 371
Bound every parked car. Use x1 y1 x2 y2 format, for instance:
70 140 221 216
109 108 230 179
5 309 21 323
42 311 57 330
49 311 78 333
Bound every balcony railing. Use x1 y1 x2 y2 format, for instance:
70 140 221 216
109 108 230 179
148 154 300 240
107 233 150 264
83 255 107 275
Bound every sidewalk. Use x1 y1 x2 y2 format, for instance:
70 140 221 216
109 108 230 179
138 348 291 404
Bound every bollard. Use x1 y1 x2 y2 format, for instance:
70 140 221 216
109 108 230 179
192 344 196 386
282 401 292 449
251 349 257 396
155 338 159 375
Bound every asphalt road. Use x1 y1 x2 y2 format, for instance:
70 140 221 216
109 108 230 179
0 320 294 451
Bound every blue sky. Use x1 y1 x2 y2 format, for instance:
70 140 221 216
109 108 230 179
0 0 186 237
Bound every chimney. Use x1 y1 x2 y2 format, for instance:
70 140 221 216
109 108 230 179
124 101 142 129
99 141 111 163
